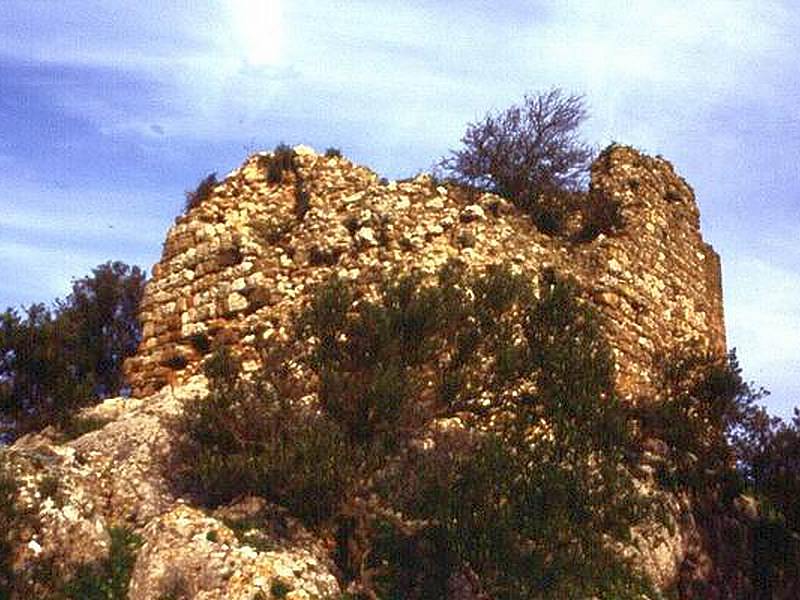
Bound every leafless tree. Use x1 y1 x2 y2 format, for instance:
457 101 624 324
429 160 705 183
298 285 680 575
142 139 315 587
441 89 593 221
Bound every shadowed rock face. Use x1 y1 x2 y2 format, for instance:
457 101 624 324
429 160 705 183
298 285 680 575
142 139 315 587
1 145 728 598
125 144 725 401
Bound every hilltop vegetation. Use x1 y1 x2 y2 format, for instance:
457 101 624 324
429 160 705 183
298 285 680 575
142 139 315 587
171 262 799 598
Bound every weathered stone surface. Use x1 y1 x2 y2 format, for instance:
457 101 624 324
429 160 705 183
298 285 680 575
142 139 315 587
129 503 339 600
124 144 725 403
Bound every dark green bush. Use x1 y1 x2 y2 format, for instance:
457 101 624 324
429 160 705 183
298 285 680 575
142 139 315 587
299 271 458 450
174 347 351 526
371 271 650 599
264 143 295 185
294 187 310 220
270 578 292 598
749 411 800 531
0 304 92 431
161 353 189 371
638 349 765 493
184 172 218 213
258 144 311 220
187 333 211 355
0 262 145 439
731 408 800 597
634 348 800 596
324 147 342 158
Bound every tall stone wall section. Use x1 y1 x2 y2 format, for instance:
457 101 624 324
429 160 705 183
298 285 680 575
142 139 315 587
124 145 725 400
581 146 726 396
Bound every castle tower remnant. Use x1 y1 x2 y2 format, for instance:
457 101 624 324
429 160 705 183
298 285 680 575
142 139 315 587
583 145 726 396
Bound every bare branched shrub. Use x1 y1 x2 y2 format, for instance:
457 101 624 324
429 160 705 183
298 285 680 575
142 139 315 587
441 89 594 234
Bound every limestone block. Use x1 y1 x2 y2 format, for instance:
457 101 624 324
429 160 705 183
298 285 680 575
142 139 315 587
460 204 486 223
355 226 378 247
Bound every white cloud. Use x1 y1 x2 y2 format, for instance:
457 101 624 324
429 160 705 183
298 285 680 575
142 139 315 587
0 177 169 307
516 0 792 146
225 0 285 67
0 0 291 140
4 0 791 154
0 207 163 247
724 256 800 388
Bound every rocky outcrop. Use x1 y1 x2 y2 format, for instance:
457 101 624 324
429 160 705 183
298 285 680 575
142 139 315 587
4 378 340 599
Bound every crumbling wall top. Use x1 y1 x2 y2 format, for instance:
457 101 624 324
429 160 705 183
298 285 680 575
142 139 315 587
124 144 725 399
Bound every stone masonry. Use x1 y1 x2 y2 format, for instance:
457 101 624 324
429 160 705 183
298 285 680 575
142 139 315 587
123 144 725 402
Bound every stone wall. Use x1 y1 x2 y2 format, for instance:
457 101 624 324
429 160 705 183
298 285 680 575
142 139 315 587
123 144 725 400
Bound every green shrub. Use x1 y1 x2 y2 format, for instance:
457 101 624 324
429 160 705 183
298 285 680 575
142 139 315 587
370 270 650 599
633 349 800 596
58 415 111 441
187 333 211 355
749 502 800 598
269 578 292 598
300 272 447 449
176 266 656 597
526 189 584 236
258 144 311 220
184 173 218 213
294 187 311 220
324 147 342 158
221 515 276 553
638 349 764 493
61 526 142 600
264 143 295 184
0 261 145 440
174 347 351 526
161 352 189 371
38 474 63 507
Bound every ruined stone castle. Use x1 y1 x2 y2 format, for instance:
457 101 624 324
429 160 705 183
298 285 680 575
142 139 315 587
124 144 726 401
2 144 734 599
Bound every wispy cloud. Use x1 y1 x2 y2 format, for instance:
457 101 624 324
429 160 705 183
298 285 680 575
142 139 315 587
1 178 169 308
0 239 108 307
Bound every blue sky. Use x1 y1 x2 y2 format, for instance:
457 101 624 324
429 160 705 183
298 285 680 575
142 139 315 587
1 1 798 418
